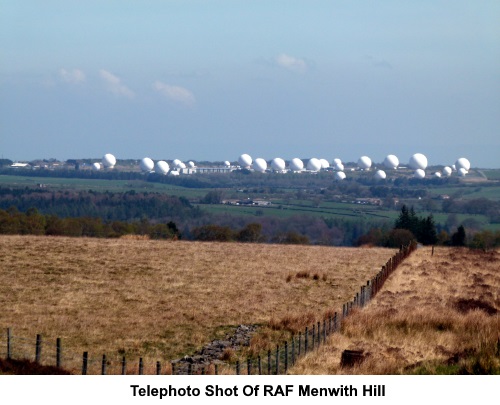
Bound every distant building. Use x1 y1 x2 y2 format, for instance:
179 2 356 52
10 162 30 168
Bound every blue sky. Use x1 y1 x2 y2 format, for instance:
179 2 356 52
1 1 499 167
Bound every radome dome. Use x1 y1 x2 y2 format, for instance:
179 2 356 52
155 160 170 175
383 155 399 170
357 156 372 170
253 158 267 172
238 154 252 168
140 157 154 172
306 158 321 172
409 153 428 170
102 153 116 168
289 158 304 172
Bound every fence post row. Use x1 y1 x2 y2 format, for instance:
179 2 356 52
4 243 416 375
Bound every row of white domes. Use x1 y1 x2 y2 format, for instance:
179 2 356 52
93 154 195 174
238 153 471 174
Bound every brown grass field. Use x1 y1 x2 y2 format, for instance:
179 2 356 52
0 235 395 374
289 246 500 374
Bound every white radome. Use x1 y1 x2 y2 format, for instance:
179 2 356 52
333 158 342 166
155 160 170 175
374 170 386 180
383 154 399 170
139 157 154 172
172 159 183 169
319 159 330 169
307 158 322 172
458 168 468 177
455 158 471 172
271 157 286 172
333 162 344 171
188 161 196 168
238 154 252 168
357 156 372 170
224 160 231 167
434 172 442 178
169 170 180 176
92 162 101 171
452 164 456 171
102 153 116 168
409 153 428 170
253 158 267 173
289 158 304 172
414 169 426 179
443 166 452 176
335 171 346 181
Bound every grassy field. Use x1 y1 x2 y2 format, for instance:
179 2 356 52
0 174 210 199
290 246 500 374
0 235 395 374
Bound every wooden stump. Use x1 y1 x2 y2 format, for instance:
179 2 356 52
340 350 365 368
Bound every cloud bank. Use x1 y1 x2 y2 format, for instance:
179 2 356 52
275 53 307 73
99 69 135 98
153 81 196 106
59 68 86 84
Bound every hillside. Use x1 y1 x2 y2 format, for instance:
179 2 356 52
0 235 395 374
290 246 500 374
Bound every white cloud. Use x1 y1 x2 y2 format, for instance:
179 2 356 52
275 53 307 73
59 68 86 84
99 69 134 99
153 81 196 106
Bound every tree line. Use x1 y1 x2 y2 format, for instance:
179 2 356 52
357 204 500 250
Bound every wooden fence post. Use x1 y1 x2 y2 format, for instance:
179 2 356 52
304 327 308 353
35 334 42 364
101 354 107 375
122 357 127 375
298 332 302 357
82 352 88 375
247 358 251 375
156 361 161 375
317 322 321 346
236 360 240 375
267 350 271 375
7 328 11 360
258 356 262 375
56 338 61 369
323 320 326 343
139 358 144 375
284 341 288 374
334 312 338 332
291 336 295 365
312 324 315 349
275 345 279 375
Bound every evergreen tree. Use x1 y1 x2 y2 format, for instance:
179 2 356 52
451 225 466 246
420 215 438 245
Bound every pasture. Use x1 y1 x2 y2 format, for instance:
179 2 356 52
0 235 395 373
290 246 500 374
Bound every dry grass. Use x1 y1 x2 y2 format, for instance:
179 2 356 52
0 235 394 373
289 247 500 374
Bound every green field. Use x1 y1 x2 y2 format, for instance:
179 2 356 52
1 172 499 232
0 174 210 199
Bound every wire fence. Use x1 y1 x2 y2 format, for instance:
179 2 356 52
1 242 417 375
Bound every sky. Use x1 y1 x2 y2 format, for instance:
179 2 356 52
1 1 499 167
